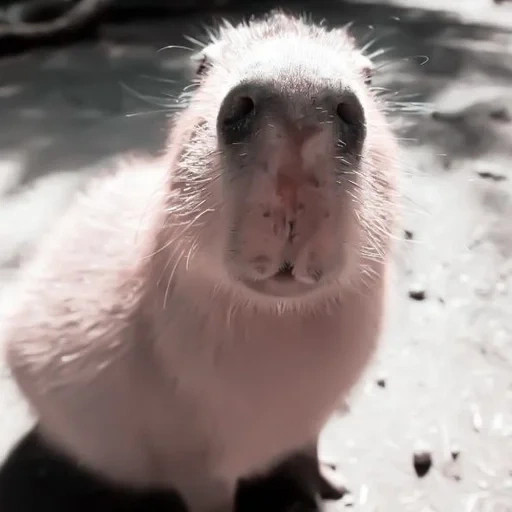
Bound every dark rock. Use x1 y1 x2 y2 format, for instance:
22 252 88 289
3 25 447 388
413 447 433 478
450 445 461 461
408 288 426 301
477 170 507 182
341 493 355 507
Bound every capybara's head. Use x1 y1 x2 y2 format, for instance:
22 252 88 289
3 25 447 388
165 10 398 307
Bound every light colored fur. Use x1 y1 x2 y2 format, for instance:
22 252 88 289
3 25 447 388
1 11 398 512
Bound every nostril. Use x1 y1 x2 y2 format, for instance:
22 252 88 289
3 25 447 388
336 101 363 127
222 95 255 128
335 94 366 154
218 91 257 145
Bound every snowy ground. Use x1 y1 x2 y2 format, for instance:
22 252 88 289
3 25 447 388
0 0 511 510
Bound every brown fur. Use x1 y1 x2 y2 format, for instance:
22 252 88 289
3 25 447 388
1 11 399 512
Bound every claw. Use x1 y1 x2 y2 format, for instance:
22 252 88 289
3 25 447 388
317 462 349 501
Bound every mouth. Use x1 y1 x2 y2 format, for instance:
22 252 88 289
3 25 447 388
272 261 295 282
240 261 318 298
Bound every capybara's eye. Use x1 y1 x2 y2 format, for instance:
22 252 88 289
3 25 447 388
363 67 373 86
195 55 210 77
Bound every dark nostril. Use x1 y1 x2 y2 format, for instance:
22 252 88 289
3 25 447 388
335 95 366 154
336 101 363 127
218 90 257 145
222 95 255 128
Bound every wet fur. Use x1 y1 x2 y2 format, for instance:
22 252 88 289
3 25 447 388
1 10 399 512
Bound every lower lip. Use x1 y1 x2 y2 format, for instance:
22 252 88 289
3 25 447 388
272 270 295 282
242 273 315 298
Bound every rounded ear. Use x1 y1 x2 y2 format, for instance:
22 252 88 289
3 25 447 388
189 41 225 79
338 27 375 86
357 54 374 85
190 52 210 77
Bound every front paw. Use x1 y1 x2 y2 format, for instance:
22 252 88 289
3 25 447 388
316 462 348 501
235 473 323 512
235 443 350 512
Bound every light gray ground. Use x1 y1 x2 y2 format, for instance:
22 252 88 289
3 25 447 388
0 0 511 510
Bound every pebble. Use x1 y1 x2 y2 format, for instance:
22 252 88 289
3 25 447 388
413 442 433 478
342 493 355 507
450 444 461 461
376 377 386 388
404 229 414 240
408 287 426 301
477 170 507 182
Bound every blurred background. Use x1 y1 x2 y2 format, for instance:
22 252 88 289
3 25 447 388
0 0 511 510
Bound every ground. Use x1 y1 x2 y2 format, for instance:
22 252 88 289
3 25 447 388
0 0 511 511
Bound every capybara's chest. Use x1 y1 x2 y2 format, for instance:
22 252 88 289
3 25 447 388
150 311 375 481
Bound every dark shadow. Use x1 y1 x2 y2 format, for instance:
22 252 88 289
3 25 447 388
0 427 188 512
0 426 326 512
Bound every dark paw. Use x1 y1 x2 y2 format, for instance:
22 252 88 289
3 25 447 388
0 428 187 512
235 473 324 512
317 462 348 501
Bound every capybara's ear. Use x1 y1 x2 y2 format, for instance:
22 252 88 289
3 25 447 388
337 27 375 85
189 41 224 79
357 53 374 85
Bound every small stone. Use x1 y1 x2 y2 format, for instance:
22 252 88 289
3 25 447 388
477 170 507 182
413 443 433 478
376 378 386 388
404 229 414 240
342 493 355 507
408 287 426 301
450 444 461 461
